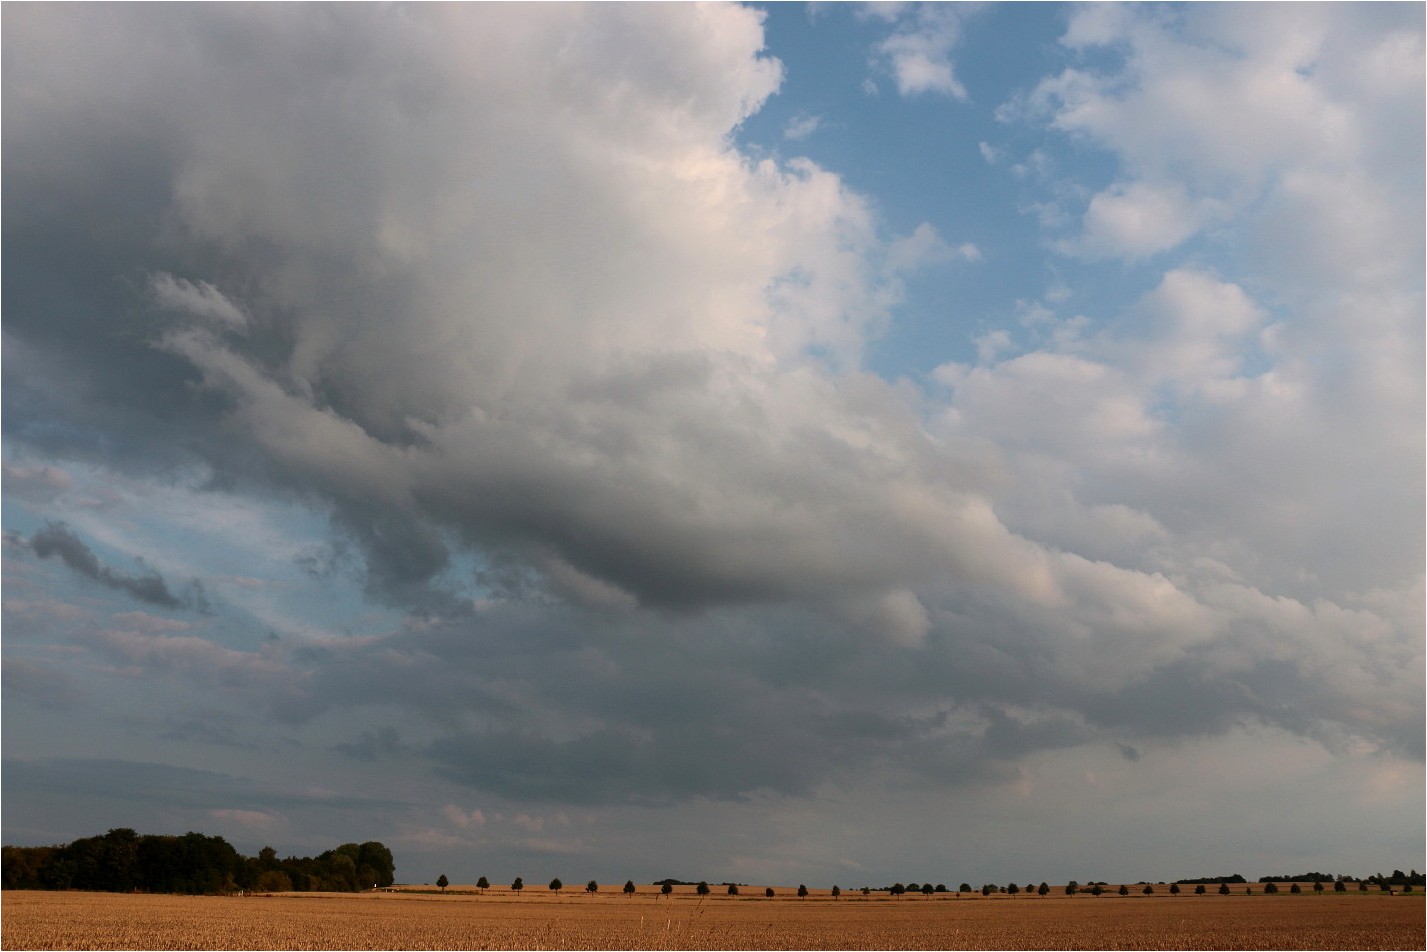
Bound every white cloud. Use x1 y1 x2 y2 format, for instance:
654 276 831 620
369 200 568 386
973 329 1012 365
150 273 248 331
441 804 486 830
783 113 822 141
1 462 73 502
884 222 955 272
1129 268 1266 392
1017 4 1421 270
1069 180 1204 259
873 5 969 99
982 3 1422 610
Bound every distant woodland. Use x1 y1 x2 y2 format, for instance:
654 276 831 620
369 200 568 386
2 829 395 894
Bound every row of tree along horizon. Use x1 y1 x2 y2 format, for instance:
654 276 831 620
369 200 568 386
3 830 1420 897
1 829 395 894
429 871 1425 897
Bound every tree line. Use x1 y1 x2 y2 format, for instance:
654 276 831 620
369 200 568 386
429 870 1425 898
1 828 395 894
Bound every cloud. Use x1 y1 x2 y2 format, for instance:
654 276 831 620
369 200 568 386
88 627 289 689
986 4 1422 599
1 756 407 852
1 3 1420 824
885 222 979 272
208 808 279 830
21 522 202 610
783 113 822 141
150 273 248 331
1014 3 1422 266
2 462 74 502
872 5 970 99
1069 180 1206 259
3 659 82 711
441 804 486 830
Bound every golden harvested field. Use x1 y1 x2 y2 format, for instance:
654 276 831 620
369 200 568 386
2 888 1421 950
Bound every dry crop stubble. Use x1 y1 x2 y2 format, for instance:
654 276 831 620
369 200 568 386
1 888 1422 950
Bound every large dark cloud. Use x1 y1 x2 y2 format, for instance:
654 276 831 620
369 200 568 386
0 3 1420 832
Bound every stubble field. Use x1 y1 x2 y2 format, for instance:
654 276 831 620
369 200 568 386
2 887 1421 950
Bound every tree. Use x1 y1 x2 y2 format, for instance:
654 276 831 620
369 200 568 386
1091 885 1103 896
1333 881 1345 893
1118 885 1129 896
1143 885 1154 895
477 876 489 894
325 852 359 892
1038 882 1049 897
258 869 294 892
661 882 673 897
1314 881 1324 894
891 883 906 898
1264 882 1279 894
935 884 948 893
357 842 395 888
798 883 809 899
549 878 562 893
696 881 710 896
1218 883 1230 896
980 884 994 897
1065 881 1078 896
1358 881 1368 892
1007 883 1019 896
727 883 739 896
921 882 934 896
624 880 635 897
436 874 449 892
512 876 523 892
861 887 871 897
961 883 972 895
831 885 841 899
1194 884 1206 895
1289 883 1301 894
765 887 775 898
587 880 598 895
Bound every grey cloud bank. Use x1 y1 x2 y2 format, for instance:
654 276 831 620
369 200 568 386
2 3 1420 885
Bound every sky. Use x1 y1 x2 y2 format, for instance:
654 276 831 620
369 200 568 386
2 2 1423 889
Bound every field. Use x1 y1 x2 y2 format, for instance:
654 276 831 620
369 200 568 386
2 887 1421 950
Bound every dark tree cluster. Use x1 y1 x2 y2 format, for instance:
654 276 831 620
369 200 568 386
2 829 394 895
1362 870 1423 888
878 879 952 896
1258 871 1339 884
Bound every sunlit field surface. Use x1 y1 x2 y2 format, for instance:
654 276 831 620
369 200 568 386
3 887 1422 950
